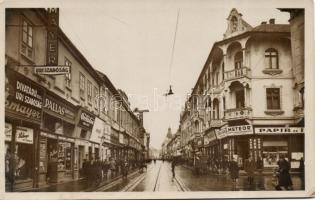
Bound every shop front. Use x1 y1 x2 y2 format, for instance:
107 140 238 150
215 125 254 168
204 128 218 162
91 117 112 162
76 108 95 161
254 126 304 171
40 93 77 184
110 128 120 161
5 68 44 191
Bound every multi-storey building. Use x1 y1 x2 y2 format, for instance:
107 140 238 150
178 8 304 171
5 8 146 191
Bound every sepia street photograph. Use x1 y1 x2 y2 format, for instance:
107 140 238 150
2 0 313 199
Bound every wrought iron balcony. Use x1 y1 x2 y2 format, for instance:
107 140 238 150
224 107 252 120
210 119 224 128
224 67 251 81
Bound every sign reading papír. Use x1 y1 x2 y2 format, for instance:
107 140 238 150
254 127 304 134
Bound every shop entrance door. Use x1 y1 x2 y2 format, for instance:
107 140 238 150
47 138 58 183
236 138 249 169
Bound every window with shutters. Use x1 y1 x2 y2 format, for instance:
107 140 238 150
21 19 34 61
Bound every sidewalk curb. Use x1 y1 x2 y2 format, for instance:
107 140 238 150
181 164 301 176
87 169 140 192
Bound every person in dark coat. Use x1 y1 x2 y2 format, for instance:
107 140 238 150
275 156 293 190
244 156 256 185
171 159 176 178
229 158 239 183
121 159 129 180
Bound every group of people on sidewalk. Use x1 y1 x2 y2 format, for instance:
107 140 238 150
81 157 148 187
222 155 304 190
179 155 304 191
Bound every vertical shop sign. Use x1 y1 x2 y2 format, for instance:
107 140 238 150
46 8 59 66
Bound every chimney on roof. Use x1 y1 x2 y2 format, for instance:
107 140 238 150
269 18 275 24
261 21 267 25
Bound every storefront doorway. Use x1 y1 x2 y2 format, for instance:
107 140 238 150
236 138 249 168
46 138 58 183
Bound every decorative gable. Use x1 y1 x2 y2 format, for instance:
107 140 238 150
224 8 253 39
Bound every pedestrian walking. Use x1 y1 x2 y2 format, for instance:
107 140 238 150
122 159 129 180
275 156 293 190
229 158 239 185
244 156 256 185
171 159 176 179
110 158 116 179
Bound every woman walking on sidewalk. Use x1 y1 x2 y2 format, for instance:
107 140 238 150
229 158 239 190
244 156 256 185
171 159 176 179
275 156 293 190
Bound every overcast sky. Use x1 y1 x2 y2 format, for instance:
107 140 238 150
54 1 290 149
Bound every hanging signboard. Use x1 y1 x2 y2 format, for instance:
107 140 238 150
34 66 70 75
78 109 95 130
91 117 104 144
15 126 34 144
215 127 228 139
254 127 304 135
5 69 44 123
227 125 253 136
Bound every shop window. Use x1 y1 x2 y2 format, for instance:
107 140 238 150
79 72 85 99
265 48 279 69
262 140 288 167
266 88 280 110
58 141 73 174
14 142 33 181
235 89 245 109
65 58 72 89
21 19 33 61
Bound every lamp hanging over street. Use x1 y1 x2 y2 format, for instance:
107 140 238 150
164 9 180 97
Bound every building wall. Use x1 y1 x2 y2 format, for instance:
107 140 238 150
290 12 304 85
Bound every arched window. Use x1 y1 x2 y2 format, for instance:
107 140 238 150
234 51 243 69
213 98 220 120
231 16 238 32
265 48 279 69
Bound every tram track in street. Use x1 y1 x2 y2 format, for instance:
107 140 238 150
152 162 163 192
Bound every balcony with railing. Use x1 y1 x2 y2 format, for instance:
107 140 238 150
210 119 224 128
224 67 251 81
224 107 252 121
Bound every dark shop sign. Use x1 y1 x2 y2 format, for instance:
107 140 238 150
5 69 44 123
43 95 76 121
78 110 95 130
